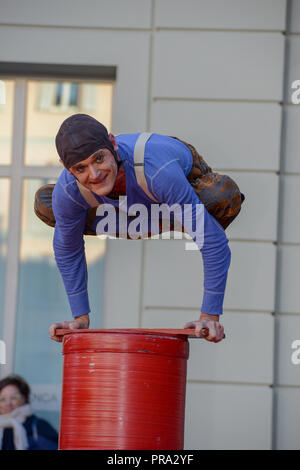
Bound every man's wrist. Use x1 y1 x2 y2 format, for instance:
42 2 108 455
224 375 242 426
200 312 220 322
74 313 90 326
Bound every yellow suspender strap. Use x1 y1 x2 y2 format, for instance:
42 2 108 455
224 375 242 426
133 132 158 203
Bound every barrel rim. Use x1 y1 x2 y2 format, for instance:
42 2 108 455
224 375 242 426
56 328 198 338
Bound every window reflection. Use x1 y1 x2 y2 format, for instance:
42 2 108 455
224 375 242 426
25 80 114 166
14 178 106 428
1 73 112 431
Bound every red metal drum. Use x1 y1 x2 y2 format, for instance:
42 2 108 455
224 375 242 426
58 329 190 450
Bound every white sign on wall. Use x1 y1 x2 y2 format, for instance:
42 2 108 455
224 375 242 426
0 81 5 105
0 340 5 364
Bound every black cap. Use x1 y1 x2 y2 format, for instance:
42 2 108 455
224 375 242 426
55 114 118 169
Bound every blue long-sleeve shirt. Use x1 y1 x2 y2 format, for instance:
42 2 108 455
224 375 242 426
52 133 231 318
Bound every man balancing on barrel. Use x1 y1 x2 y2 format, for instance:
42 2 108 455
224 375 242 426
34 114 244 343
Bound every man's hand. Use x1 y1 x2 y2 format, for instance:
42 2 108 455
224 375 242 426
49 313 90 342
184 313 225 343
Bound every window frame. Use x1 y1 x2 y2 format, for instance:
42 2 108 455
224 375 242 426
0 64 116 376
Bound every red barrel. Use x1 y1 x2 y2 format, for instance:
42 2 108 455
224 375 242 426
58 329 189 450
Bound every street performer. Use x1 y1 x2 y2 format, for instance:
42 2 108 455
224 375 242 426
34 114 244 343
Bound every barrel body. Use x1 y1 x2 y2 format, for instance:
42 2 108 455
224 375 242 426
59 331 189 450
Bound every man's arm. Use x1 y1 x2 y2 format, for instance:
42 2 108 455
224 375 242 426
152 164 230 342
49 184 90 341
182 207 229 342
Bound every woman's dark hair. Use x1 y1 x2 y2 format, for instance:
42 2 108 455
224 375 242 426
0 375 31 404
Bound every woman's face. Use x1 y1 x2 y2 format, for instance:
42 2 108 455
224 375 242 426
0 385 26 414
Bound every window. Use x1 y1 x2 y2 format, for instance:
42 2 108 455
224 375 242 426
25 80 113 166
0 74 114 430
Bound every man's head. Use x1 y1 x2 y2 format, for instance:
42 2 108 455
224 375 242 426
56 114 119 196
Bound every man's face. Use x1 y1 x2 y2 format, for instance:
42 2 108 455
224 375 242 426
69 147 118 196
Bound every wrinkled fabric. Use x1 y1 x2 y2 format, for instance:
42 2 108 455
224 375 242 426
174 137 244 229
0 404 33 450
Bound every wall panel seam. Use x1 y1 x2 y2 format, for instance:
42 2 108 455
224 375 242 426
0 25 287 34
0 23 152 32
272 0 291 450
187 380 273 387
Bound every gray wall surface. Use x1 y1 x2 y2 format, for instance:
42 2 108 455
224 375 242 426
1 0 299 450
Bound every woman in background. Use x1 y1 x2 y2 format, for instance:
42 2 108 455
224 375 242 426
0 374 58 450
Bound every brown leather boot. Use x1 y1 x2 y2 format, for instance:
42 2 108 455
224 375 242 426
34 184 56 228
34 184 97 236
172 136 245 229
